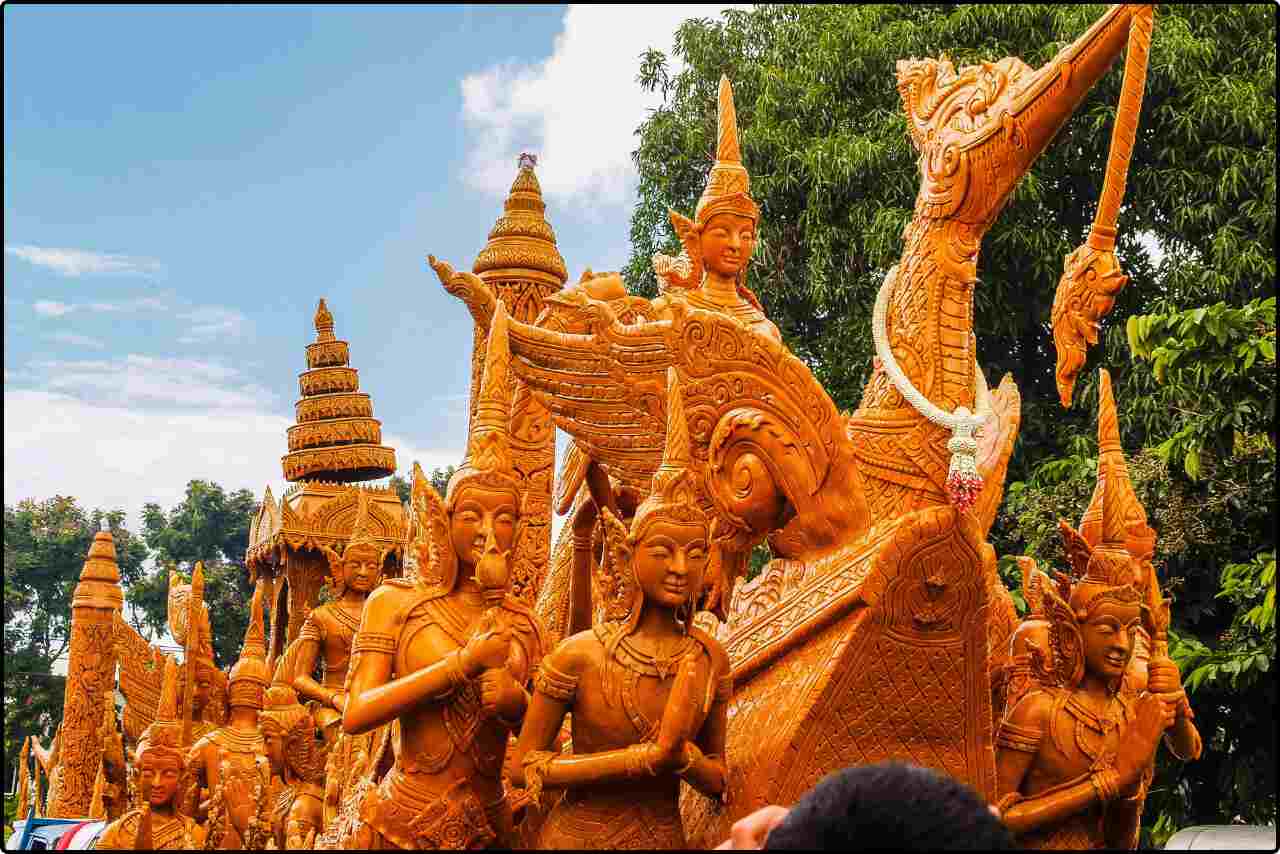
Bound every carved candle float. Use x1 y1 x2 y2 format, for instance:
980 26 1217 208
433 4 1157 849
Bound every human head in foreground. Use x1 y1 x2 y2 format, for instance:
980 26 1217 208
720 762 1015 850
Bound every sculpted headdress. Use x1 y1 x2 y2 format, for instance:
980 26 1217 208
227 579 270 709
136 658 185 768
1062 370 1147 621
321 491 391 593
598 369 715 626
260 640 324 784
1032 371 1150 691
445 300 522 510
659 75 764 301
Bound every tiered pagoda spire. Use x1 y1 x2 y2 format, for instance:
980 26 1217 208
282 299 397 483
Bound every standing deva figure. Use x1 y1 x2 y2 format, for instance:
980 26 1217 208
95 659 205 850
188 579 273 850
995 371 1197 849
511 368 731 848
261 641 328 849
293 491 388 743
340 301 545 850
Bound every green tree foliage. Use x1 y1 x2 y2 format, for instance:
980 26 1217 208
126 481 260 667
389 465 456 505
629 3 1275 838
2 498 147 803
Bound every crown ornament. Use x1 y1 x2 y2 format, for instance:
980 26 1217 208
227 579 270 708
445 300 522 508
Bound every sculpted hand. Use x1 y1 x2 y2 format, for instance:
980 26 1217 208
478 667 526 722
461 610 512 677
654 653 701 772
1114 692 1171 789
222 772 257 837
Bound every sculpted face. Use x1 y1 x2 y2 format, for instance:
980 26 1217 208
341 544 382 594
450 484 519 569
699 212 756 279
264 731 286 778
193 672 211 715
632 519 709 610
1080 599 1142 682
140 753 182 807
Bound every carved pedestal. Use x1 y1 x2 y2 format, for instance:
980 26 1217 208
681 507 997 846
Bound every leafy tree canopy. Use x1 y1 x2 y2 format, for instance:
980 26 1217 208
389 465 456 506
126 480 259 667
3 497 147 794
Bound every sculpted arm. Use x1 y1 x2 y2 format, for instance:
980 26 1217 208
1164 694 1202 761
512 638 667 796
291 613 334 709
995 694 1103 835
681 657 731 799
343 590 512 734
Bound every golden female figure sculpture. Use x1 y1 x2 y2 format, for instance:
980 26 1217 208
188 580 273 850
96 659 206 850
338 303 545 850
261 642 328 850
995 371 1199 849
293 491 389 743
510 369 731 849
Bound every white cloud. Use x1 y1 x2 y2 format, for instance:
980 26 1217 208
28 354 274 410
3 389 466 541
459 4 748 208
5 244 163 278
32 295 172 317
87 296 171 313
178 306 248 342
33 300 75 317
44 331 106 350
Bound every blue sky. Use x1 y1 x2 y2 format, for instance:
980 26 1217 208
4 5 742 529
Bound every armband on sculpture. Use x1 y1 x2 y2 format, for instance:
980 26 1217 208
533 660 578 702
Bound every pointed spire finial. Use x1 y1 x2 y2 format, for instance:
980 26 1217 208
661 367 693 471
717 75 742 164
315 298 335 342
445 300 522 508
693 75 758 226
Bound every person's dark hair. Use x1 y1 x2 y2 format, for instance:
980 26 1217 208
764 761 1016 850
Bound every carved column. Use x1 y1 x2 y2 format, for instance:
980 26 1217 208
471 154 567 603
48 529 123 817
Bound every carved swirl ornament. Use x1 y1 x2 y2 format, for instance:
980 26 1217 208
873 266 991 512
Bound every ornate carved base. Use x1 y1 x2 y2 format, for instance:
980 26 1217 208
683 506 998 846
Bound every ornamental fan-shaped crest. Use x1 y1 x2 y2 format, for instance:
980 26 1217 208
629 368 712 537
446 300 522 507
